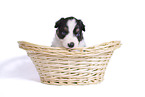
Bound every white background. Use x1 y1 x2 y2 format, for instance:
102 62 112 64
0 0 145 97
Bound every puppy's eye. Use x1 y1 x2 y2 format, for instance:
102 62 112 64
64 27 68 31
62 32 67 36
76 33 80 37
76 28 80 32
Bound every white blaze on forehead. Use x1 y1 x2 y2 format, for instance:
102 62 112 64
62 19 78 48
67 19 77 34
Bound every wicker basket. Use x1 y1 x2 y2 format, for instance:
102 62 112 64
18 41 121 85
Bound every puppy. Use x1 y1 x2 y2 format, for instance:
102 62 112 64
51 17 86 49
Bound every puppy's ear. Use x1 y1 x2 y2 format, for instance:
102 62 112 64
78 20 85 31
55 18 64 28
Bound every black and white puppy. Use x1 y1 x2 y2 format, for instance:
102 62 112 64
51 17 86 49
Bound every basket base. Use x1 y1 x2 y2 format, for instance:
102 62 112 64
40 78 104 86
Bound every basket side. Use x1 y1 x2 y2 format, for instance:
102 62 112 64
27 50 114 85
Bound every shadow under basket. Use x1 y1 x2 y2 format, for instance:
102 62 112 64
18 41 121 85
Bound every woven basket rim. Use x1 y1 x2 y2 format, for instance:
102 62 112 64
18 40 121 48
18 41 121 56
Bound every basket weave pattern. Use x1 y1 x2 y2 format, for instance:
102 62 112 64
18 41 121 85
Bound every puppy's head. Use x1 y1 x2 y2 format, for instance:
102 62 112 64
55 17 85 49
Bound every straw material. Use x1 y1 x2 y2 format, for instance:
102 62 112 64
18 41 121 85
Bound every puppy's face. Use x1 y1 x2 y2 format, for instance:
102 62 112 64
55 17 85 48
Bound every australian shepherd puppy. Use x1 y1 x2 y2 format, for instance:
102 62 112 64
51 17 86 49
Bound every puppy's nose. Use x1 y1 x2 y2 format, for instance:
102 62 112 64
68 42 74 48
